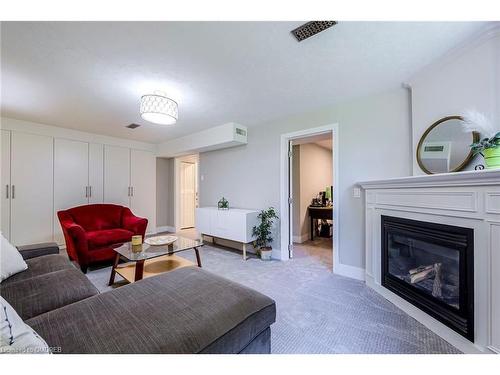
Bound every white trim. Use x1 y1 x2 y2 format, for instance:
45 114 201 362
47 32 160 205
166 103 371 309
334 263 365 281
174 154 199 233
292 233 309 244
279 123 340 274
0 117 157 153
405 23 500 87
155 225 176 233
359 168 500 190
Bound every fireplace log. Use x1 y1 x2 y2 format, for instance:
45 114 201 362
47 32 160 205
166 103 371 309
410 266 434 284
432 263 443 298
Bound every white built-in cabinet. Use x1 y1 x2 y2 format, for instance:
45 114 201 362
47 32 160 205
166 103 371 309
1 130 11 240
130 149 156 234
53 139 104 243
104 145 156 234
1 129 156 246
2 131 54 246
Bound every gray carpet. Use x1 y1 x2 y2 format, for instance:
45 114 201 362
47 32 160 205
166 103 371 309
85 244 460 354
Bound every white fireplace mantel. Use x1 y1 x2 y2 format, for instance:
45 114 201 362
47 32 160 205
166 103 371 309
358 169 500 354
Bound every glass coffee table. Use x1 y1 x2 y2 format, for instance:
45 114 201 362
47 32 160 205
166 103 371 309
108 236 204 285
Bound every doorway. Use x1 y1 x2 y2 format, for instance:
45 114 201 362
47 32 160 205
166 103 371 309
175 154 199 232
280 124 339 272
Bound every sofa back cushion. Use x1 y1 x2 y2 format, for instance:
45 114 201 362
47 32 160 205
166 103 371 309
65 204 124 231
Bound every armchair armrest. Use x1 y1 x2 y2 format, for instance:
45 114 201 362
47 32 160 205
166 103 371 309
17 242 59 260
122 208 148 237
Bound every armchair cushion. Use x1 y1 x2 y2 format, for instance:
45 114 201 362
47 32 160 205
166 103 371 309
86 229 134 250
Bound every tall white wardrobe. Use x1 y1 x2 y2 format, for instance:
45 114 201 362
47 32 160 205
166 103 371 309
1 129 156 247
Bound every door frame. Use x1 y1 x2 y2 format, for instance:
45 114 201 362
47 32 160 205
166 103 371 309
174 154 199 232
279 123 339 272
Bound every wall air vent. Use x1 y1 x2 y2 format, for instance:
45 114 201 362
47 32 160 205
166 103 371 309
126 123 141 129
291 21 337 42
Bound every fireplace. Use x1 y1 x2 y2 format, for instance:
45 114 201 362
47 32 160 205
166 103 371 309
381 216 474 341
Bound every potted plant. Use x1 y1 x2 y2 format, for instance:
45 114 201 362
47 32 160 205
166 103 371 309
252 207 279 261
462 110 500 169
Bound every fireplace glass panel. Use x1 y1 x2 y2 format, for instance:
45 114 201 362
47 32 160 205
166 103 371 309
387 233 460 309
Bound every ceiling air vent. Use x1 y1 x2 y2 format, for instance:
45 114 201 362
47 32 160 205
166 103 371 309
291 21 337 42
126 123 141 129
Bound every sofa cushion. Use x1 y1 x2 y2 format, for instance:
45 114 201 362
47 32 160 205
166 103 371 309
26 266 276 354
67 204 124 231
0 233 28 283
86 229 134 249
0 268 99 320
2 254 74 286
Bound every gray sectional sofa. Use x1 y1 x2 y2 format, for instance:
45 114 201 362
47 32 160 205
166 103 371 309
0 244 276 354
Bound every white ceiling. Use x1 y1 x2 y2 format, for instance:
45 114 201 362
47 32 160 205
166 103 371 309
0 21 489 143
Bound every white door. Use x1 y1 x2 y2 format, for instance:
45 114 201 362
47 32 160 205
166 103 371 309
130 149 156 233
54 138 89 244
1 130 11 240
10 132 54 246
180 161 196 229
88 143 104 204
104 145 130 206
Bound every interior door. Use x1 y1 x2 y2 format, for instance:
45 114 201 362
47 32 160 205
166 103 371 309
54 138 89 244
288 140 294 258
104 145 130 206
10 132 54 246
130 149 156 233
1 130 11 240
180 161 196 229
88 143 104 204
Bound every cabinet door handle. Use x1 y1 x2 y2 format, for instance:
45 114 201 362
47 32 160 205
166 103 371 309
6 185 9 199
89 186 92 198
85 186 88 198
131 186 134 197
127 186 131 197
11 185 15 199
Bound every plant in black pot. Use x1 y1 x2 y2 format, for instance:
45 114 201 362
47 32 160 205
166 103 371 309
252 207 279 261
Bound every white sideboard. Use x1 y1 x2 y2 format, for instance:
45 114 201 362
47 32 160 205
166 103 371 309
359 169 500 354
195 207 259 260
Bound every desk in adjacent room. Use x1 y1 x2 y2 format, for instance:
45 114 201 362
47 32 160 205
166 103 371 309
308 206 333 241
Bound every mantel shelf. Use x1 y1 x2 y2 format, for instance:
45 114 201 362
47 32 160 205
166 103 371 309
358 169 500 190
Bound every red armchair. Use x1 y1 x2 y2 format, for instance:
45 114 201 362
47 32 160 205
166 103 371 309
57 204 148 273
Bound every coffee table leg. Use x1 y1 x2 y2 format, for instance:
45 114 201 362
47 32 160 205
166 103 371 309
194 247 202 268
134 259 145 281
108 252 121 286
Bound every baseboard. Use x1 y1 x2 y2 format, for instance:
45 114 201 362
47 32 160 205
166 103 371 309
292 233 309 244
365 275 486 354
155 226 176 233
333 262 365 281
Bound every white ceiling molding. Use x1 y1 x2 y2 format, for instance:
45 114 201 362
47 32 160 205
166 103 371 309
405 22 500 87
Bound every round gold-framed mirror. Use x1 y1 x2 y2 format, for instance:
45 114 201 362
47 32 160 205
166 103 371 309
416 116 480 175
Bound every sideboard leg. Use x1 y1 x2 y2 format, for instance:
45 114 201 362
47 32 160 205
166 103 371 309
242 243 247 260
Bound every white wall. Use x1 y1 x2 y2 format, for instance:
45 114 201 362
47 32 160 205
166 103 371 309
292 143 333 242
199 88 411 270
410 27 500 175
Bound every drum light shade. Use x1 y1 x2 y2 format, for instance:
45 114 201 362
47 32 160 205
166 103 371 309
140 93 178 125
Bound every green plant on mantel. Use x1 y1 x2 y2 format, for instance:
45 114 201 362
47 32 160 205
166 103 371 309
470 133 500 156
252 207 279 253
463 110 500 155
462 110 500 169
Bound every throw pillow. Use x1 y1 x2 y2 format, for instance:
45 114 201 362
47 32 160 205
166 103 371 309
0 233 27 283
0 296 50 354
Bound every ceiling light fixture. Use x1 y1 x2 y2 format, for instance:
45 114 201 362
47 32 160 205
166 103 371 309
140 91 178 125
